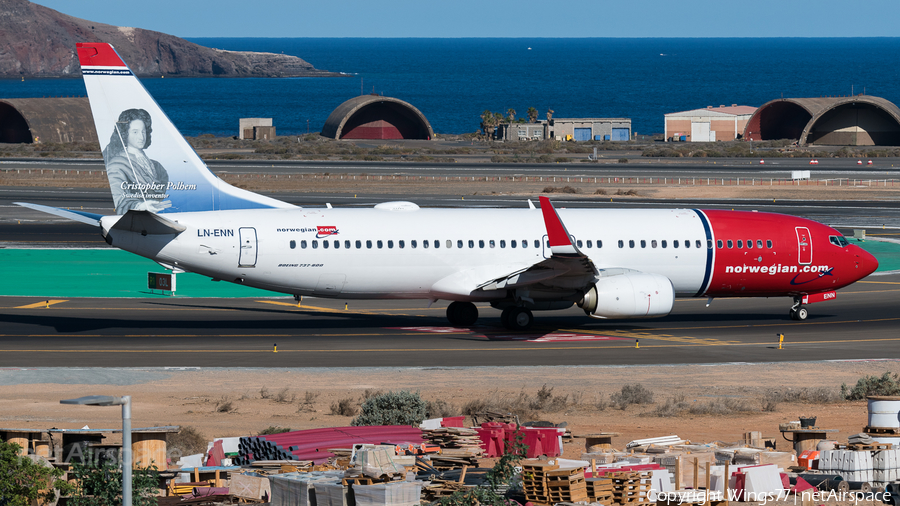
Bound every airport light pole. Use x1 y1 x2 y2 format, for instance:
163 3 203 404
60 395 132 506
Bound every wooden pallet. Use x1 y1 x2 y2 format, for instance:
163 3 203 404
610 471 652 506
342 477 384 485
840 442 894 450
865 426 900 435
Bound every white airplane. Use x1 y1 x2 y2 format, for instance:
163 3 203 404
17 43 879 329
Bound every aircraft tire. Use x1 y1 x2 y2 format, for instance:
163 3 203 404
447 301 478 326
500 307 514 329
790 307 809 321
508 307 534 330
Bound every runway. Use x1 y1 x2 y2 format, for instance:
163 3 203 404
1 271 899 367
3 167 900 367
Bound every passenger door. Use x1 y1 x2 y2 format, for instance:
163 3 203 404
795 226 812 265
238 227 258 267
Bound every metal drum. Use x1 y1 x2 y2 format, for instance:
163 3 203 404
867 396 900 428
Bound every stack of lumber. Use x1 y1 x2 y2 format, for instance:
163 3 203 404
425 429 483 469
586 477 615 505
521 461 559 504
610 471 652 506
546 467 588 504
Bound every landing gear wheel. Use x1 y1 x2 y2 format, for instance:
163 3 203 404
789 307 808 321
447 301 478 326
500 307 514 329
507 307 534 330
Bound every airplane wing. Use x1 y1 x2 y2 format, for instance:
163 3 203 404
474 196 598 292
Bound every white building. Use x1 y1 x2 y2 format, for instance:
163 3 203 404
665 105 756 142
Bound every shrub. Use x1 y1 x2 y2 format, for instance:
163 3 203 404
763 387 842 404
426 399 458 418
274 388 295 403
610 384 654 410
618 158 628 163
594 188 607 195
68 461 157 506
259 426 292 435
215 398 234 413
167 426 208 456
0 440 73 505
331 398 358 416
842 372 900 400
352 390 427 426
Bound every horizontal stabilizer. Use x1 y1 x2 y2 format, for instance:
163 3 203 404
108 210 186 235
15 202 102 226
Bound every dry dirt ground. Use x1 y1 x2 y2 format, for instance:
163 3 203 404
4 168 900 201
2 361 898 458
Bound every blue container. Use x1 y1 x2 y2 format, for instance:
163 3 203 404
680 135 687 142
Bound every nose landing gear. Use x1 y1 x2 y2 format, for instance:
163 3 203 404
789 297 808 321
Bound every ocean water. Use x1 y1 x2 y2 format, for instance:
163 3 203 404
2 38 899 137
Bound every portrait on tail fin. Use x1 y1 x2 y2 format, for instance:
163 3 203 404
103 108 171 214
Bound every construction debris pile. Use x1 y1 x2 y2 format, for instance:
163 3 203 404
3 397 900 506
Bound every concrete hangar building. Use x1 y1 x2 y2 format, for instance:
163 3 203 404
743 95 900 146
665 105 757 142
322 95 434 140
0 97 97 144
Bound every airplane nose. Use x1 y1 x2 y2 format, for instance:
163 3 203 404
854 246 879 278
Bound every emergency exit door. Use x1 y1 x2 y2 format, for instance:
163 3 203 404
795 226 812 265
239 227 258 267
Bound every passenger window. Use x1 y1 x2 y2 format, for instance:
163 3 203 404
333 240 339 249
479 240 485 248
619 240 624 248
685 240 691 248
661 240 667 248
388 240 394 248
727 240 733 248
489 240 495 248
356 240 362 249
301 240 307 249
597 240 602 248
675 240 680 248
746 240 752 249
651 240 657 248
640 240 646 248
767 240 773 248
312 240 318 249
737 240 743 249
399 240 405 249
715 240 721 249
534 240 540 248
629 240 635 248
345 240 351 249
323 241 329 249
366 240 372 249
290 240 296 249
522 240 527 248
696 240 702 248
757 240 763 248
586 240 592 248
511 240 516 248
576 239 583 248
435 240 440 249
707 240 713 249
377 240 383 249
500 240 506 248
458 240 463 248
468 240 474 248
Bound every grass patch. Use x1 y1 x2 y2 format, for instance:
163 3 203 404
610 384 654 410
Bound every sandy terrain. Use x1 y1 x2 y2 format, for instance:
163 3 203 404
2 361 898 458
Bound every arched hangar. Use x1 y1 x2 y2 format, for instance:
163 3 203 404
322 95 433 140
0 97 97 144
743 95 900 146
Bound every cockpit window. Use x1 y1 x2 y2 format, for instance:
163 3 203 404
829 235 850 247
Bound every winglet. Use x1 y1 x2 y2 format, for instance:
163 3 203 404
539 196 579 257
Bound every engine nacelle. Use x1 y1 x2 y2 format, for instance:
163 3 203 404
578 272 675 319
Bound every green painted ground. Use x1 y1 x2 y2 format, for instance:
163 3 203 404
854 238 900 272
0 249 281 298
2 240 899 298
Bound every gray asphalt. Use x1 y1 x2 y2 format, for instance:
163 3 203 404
1 274 898 367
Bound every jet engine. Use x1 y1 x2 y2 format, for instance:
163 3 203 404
578 272 675 318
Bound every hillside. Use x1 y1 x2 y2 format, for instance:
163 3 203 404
0 0 339 77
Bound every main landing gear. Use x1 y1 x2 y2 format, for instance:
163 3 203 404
789 297 808 321
446 301 478 326
501 306 534 331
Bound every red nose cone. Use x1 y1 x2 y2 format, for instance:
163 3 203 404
854 246 879 278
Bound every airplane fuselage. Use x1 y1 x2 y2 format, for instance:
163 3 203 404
102 206 875 304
